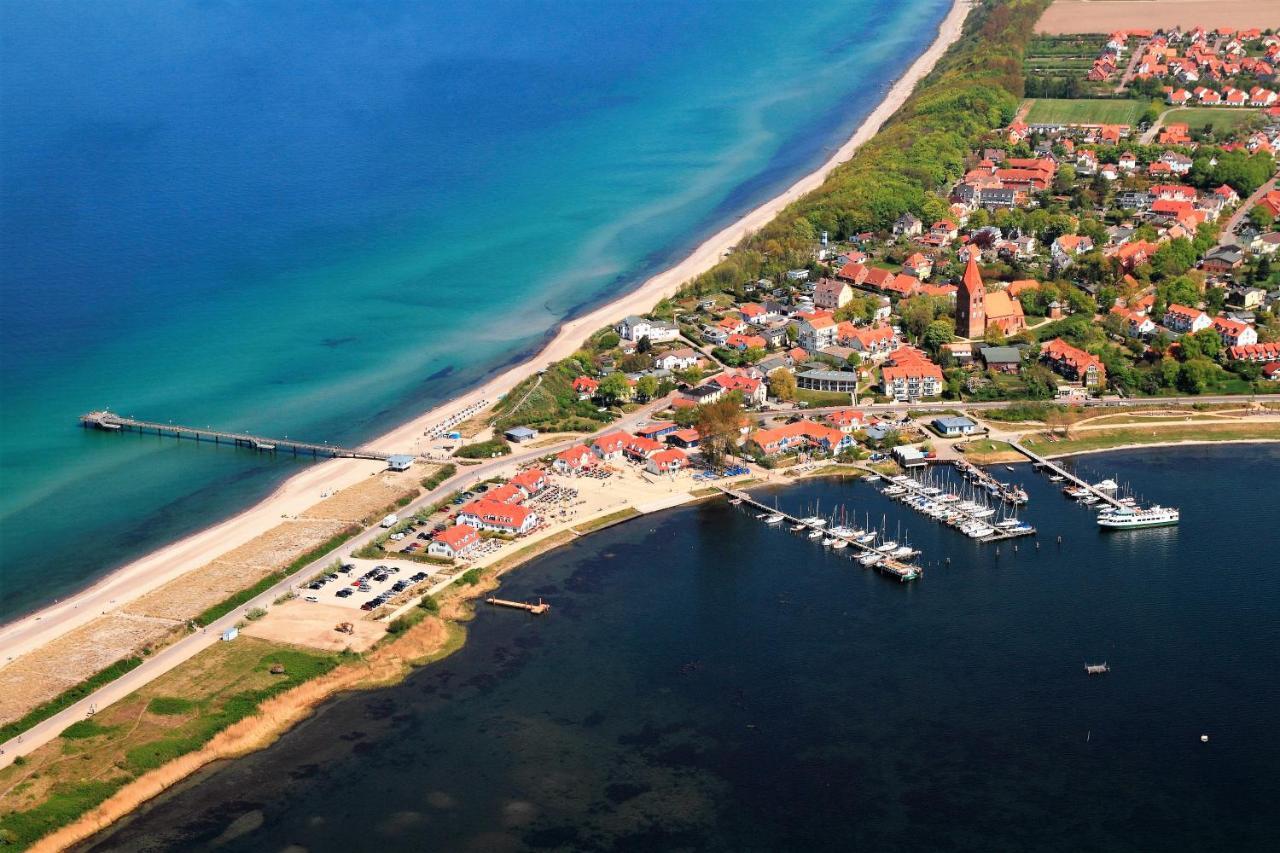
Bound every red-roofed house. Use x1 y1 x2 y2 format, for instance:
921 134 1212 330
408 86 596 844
1213 317 1257 347
428 524 481 559
751 420 853 456
840 324 897 357
457 499 538 535
1110 305 1156 336
709 372 767 405
1041 338 1105 387
1163 303 1210 333
725 333 768 351
880 350 943 400
592 431 632 461
1228 342 1280 363
573 376 599 400
510 468 548 498
815 278 853 310
646 448 689 475
553 444 596 474
825 409 866 433
484 483 526 506
624 434 664 461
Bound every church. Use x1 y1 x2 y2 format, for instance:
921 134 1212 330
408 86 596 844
956 250 1024 339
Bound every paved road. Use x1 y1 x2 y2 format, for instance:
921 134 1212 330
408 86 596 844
0 397 670 768
1216 176 1276 251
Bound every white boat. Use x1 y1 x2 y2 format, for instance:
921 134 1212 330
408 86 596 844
1094 479 1119 492
808 529 824 539
857 552 883 567
881 485 906 497
800 516 826 527
856 532 877 544
862 474 879 482
1079 495 1099 505
876 540 898 553
1049 474 1065 483
830 539 849 550
764 514 784 525
790 523 806 532
1098 505 1180 529
891 545 918 558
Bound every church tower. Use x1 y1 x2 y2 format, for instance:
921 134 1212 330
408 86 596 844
956 250 986 339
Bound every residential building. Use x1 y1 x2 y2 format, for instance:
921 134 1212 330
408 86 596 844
796 369 859 393
1228 342 1280 362
880 348 944 400
1163 303 1211 333
798 315 839 352
428 524 481 559
825 409 866 433
752 420 853 456
456 499 539 535
932 416 980 437
553 444 596 474
1041 337 1106 387
653 347 700 372
646 448 688 475
618 315 680 343
814 278 853 310
1213 316 1257 347
572 376 599 400
979 345 1022 373
591 431 631 461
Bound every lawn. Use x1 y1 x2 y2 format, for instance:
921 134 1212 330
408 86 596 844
1165 108 1259 133
1023 98 1144 126
1025 422 1280 455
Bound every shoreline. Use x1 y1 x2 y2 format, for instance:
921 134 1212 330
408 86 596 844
1038 436 1280 461
0 1 972 652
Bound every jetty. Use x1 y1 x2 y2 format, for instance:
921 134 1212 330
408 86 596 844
79 410 391 460
486 597 551 614
718 487 922 582
1009 442 1125 509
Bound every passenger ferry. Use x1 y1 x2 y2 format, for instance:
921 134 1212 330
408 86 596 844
1097 505 1180 529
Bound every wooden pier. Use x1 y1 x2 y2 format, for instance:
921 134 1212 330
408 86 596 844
79 410 391 461
719 487 922 582
486 597 551 614
1009 442 1125 509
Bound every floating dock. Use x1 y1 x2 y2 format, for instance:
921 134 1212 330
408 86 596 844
79 410 391 461
719 487 922 582
486 597 551 614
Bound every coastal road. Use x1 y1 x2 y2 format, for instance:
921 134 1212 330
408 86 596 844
1215 176 1276 251
0 397 673 768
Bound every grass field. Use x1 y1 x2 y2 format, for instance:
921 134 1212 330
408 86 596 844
1165 108 1259 133
1023 98 1143 126
1022 422 1280 455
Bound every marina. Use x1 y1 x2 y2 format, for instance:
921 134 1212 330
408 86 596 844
725 488 923 582
871 470 1036 543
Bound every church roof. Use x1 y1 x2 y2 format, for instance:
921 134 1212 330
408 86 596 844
961 253 984 295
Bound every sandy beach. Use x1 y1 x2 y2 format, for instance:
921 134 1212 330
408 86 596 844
0 0 973 665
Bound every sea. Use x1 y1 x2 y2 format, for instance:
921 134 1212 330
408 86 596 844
76 446 1280 852
0 0 952 620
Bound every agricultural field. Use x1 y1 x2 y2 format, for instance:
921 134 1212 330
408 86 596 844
1023 98 1144 127
1165 108 1261 134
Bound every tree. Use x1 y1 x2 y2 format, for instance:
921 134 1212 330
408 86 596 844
635 375 659 401
1176 358 1214 394
768 369 797 401
596 331 621 351
696 397 745 469
742 346 767 364
676 366 704 386
597 372 631 403
637 335 653 354
1249 204 1275 231
984 323 1008 346
922 319 955 354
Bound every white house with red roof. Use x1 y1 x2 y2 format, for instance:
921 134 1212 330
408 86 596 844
592 431 631 461
1163 303 1211 333
797 314 838 353
645 448 688 475
825 409 866 433
1212 316 1257 347
428 524 481 559
814 278 853 310
751 420 853 456
840 324 897 357
572 375 599 400
456 499 539 535
709 372 767 405
1228 342 1280 363
553 445 596 474
624 434 664 461
510 468 548 499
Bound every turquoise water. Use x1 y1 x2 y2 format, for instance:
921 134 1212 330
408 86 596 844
0 0 950 619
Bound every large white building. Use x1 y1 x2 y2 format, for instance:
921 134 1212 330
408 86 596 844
618 315 680 343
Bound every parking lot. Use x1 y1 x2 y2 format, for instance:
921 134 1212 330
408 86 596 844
298 557 450 613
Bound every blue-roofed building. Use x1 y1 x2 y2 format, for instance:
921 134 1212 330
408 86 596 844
932 416 979 437
386 454 415 472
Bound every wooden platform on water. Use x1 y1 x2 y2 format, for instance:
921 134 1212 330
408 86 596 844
867 471 1036 543
1010 442 1126 509
486 597 551 614
79 410 391 461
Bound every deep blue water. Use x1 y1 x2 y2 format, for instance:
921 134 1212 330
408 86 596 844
79 447 1280 852
0 0 950 619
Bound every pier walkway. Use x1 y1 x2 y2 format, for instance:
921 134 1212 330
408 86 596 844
79 410 392 461
718 487 921 582
1009 441 1125 509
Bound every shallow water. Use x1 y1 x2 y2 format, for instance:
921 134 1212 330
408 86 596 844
82 446 1280 852
0 0 950 619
